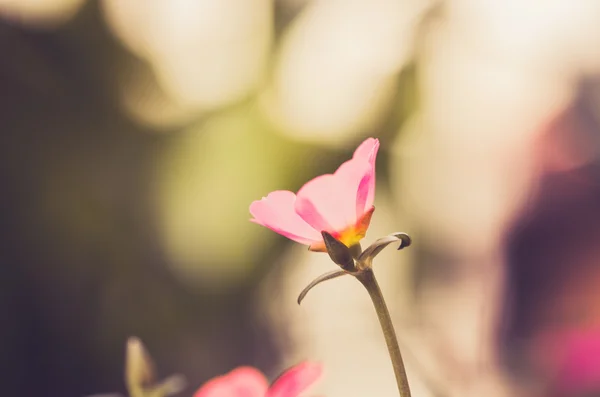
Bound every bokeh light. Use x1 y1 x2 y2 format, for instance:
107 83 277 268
0 0 86 27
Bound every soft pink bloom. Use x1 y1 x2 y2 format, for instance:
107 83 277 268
535 327 600 393
193 362 322 397
250 138 379 251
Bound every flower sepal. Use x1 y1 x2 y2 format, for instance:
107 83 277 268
297 232 411 305
356 232 411 271
321 231 356 271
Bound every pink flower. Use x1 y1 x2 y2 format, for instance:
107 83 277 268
193 362 322 397
535 326 600 394
555 328 600 393
250 138 380 252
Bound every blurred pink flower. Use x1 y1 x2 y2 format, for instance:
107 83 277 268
250 138 379 251
555 328 600 393
193 362 322 397
536 326 600 394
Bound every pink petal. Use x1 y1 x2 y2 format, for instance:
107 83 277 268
294 173 340 232
353 138 379 215
295 140 376 232
250 190 322 245
353 137 379 162
194 367 269 397
266 362 322 397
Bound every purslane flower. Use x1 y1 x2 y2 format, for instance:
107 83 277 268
193 362 322 397
248 138 413 397
250 138 379 252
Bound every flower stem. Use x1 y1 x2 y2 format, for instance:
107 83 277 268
356 269 412 397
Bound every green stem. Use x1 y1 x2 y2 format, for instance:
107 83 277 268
357 269 412 397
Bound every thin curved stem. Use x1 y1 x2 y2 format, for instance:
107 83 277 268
297 270 348 305
356 269 411 397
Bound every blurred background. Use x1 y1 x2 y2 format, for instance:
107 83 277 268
2 1 600 396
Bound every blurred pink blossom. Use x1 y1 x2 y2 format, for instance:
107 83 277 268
250 138 379 251
193 362 322 397
536 326 600 394
556 327 600 393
